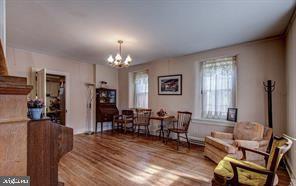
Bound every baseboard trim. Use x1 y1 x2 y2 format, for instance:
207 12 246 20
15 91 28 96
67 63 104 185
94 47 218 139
74 128 86 135
285 157 296 186
189 136 205 146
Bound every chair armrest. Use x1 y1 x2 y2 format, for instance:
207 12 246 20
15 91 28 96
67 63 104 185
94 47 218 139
258 140 269 147
211 131 233 140
125 115 134 119
113 115 122 119
123 115 134 120
235 140 259 149
229 161 274 185
239 146 269 161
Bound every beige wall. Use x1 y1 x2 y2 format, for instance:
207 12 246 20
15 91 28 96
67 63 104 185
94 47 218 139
6 47 120 133
94 64 119 132
286 16 296 180
6 47 95 134
0 0 5 54
118 37 286 139
95 64 118 90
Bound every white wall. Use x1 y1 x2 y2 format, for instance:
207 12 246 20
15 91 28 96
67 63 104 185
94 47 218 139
94 64 118 132
118 37 286 139
6 47 120 133
286 15 296 181
0 0 5 54
6 47 95 134
95 64 118 90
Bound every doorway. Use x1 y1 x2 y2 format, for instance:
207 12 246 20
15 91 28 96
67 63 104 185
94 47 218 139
46 74 66 125
34 68 68 126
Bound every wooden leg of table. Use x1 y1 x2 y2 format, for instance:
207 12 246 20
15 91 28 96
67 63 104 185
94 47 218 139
159 127 161 139
147 126 150 136
161 120 165 142
101 122 103 134
112 120 114 132
95 122 97 133
166 130 170 144
177 133 180 150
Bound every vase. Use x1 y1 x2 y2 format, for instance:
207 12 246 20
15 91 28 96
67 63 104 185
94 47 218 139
30 108 43 120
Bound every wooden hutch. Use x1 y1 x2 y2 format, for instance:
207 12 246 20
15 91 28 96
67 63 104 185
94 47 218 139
96 88 119 133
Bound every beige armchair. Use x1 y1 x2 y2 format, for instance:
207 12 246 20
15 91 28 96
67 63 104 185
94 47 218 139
204 122 272 165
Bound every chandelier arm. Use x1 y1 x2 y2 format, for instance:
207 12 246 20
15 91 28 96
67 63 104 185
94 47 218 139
119 42 121 56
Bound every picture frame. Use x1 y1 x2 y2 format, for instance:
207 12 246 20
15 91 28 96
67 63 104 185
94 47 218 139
158 74 182 95
227 108 238 122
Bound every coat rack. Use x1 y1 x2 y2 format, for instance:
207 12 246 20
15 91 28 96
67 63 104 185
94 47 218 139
85 83 95 135
263 80 276 129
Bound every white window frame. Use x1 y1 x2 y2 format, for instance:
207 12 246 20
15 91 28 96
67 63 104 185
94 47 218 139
200 56 237 120
128 70 149 109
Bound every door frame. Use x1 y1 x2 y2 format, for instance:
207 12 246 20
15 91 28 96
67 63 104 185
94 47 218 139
31 67 70 126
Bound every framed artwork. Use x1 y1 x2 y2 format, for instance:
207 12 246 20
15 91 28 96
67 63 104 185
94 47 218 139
227 108 238 122
158 74 182 95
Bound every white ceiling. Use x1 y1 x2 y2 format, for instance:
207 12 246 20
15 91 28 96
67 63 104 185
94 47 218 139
6 0 296 65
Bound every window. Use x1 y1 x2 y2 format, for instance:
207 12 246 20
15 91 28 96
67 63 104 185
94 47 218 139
133 71 148 108
201 56 237 120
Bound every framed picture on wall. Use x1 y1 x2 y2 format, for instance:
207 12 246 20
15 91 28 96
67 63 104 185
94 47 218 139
158 74 182 95
227 108 238 122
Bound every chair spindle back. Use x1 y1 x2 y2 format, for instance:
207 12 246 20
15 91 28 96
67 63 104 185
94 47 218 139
135 109 151 124
177 111 192 131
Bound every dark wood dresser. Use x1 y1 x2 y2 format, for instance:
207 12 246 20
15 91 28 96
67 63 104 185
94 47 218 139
96 88 119 133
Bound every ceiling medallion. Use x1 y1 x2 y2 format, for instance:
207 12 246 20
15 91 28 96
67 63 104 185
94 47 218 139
107 40 132 68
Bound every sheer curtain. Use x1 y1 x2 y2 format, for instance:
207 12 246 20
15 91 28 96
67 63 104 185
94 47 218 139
201 57 237 120
134 71 148 108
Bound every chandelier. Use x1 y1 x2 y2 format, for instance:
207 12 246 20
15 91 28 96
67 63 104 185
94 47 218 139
107 40 132 68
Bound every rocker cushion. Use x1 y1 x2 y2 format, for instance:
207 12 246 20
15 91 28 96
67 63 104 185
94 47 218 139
214 156 277 186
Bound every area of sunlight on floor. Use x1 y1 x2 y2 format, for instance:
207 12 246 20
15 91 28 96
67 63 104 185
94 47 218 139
128 163 210 185
129 164 164 184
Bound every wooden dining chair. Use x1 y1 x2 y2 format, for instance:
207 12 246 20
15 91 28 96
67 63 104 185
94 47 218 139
166 111 192 150
133 109 152 136
113 110 134 133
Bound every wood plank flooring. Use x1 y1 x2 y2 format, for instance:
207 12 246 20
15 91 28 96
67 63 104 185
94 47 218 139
58 131 291 186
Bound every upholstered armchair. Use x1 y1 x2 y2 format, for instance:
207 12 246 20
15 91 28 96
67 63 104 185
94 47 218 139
204 122 272 165
212 136 293 186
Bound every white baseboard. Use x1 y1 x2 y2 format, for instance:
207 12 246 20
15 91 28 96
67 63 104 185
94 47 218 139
74 122 113 135
95 122 113 132
74 128 86 135
189 136 205 146
285 157 296 186
74 125 205 146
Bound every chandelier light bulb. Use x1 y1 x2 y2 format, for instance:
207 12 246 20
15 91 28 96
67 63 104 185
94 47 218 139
115 53 122 61
124 58 128 65
107 55 114 63
126 55 132 62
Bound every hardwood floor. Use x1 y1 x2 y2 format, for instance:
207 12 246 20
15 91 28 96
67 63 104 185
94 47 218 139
59 131 291 186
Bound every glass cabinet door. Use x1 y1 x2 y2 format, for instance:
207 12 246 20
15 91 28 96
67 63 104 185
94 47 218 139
108 90 116 104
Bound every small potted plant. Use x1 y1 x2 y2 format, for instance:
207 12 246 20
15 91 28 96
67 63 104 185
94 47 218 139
157 109 167 117
27 98 44 120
